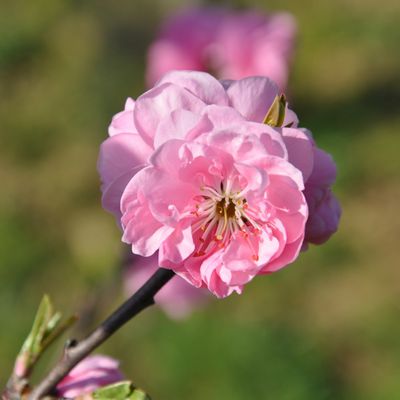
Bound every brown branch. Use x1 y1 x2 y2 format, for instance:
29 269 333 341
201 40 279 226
28 268 175 400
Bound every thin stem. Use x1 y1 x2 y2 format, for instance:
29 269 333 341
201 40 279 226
28 268 175 400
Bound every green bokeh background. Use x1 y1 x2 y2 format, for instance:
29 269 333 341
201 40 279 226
1 0 399 399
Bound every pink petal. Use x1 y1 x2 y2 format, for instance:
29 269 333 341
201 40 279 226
234 162 268 194
267 174 306 213
134 83 206 146
226 76 279 122
154 109 201 148
68 356 120 376
56 355 123 398
97 133 152 189
122 209 174 257
200 251 240 298
307 148 337 186
199 121 287 161
275 208 307 242
156 70 229 106
265 234 304 272
108 97 136 136
122 166 196 226
256 228 281 266
305 187 341 245
185 104 246 140
159 223 195 264
283 106 299 127
253 155 304 190
150 139 233 188
282 127 314 182
101 168 141 220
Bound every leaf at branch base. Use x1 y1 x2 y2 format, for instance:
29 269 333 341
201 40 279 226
13 294 77 378
92 381 151 400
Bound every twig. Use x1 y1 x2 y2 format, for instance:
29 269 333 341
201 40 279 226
28 268 175 400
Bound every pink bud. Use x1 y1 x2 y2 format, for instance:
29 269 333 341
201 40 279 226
56 355 124 398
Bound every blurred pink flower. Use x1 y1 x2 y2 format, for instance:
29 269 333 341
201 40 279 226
147 7 297 90
56 355 124 398
98 71 309 297
125 254 209 319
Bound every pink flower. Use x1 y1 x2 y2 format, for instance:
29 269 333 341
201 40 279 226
125 254 209 319
147 7 296 90
56 355 124 398
98 71 309 297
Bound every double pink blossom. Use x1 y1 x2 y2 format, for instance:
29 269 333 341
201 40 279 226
147 7 296 90
56 355 124 398
98 71 340 297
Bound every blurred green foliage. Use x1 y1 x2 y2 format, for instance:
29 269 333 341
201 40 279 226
1 0 400 399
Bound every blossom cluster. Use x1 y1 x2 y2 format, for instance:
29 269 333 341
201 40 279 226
147 7 297 90
98 70 341 298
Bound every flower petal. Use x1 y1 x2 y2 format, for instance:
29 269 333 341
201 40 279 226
101 168 140 220
154 109 201 148
226 76 279 122
308 148 337 186
134 82 206 146
97 133 152 189
159 223 195 264
156 70 229 106
122 207 174 257
267 174 306 213
108 97 136 136
282 127 314 182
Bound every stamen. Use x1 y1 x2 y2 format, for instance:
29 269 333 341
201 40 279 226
201 185 223 199
200 217 218 243
224 176 234 195
241 210 262 231
215 218 225 241
192 178 263 259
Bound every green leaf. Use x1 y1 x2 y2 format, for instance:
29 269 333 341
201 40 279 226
129 388 151 400
93 381 132 400
93 381 151 400
14 294 76 378
20 295 53 360
41 314 77 350
45 311 62 335
263 94 287 127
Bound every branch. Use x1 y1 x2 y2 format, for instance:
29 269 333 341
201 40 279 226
28 268 175 400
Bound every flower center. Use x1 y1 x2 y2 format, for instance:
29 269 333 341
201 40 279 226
191 179 261 260
216 198 237 219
